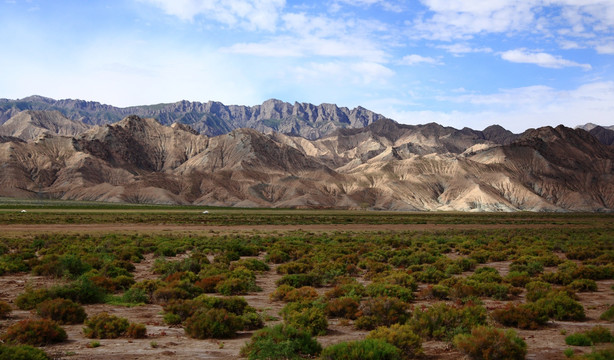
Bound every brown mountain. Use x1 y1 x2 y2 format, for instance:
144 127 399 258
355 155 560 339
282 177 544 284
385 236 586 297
0 114 612 211
0 110 91 141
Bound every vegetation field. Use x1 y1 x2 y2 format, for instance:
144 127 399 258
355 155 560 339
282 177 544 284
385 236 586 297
0 206 612 359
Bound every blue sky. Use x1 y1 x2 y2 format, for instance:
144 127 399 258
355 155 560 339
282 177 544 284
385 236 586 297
1 0 613 132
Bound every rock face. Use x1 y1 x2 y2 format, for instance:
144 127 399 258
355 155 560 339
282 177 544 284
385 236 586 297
0 114 612 211
0 96 384 140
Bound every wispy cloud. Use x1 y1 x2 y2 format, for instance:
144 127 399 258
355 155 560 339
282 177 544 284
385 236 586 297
400 54 442 66
436 43 492 56
500 48 592 70
137 0 285 31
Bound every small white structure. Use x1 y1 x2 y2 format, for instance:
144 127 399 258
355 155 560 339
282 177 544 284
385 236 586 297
202 210 209 214
20 210 27 213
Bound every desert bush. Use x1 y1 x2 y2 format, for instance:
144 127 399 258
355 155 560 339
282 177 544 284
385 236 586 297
50 277 107 304
454 325 527 360
15 288 51 310
282 286 319 302
601 305 614 321
355 297 410 330
276 261 313 275
184 308 243 339
0 300 11 318
320 338 400 360
408 302 487 340
2 319 67 346
585 326 614 344
83 312 129 339
266 249 290 264
231 258 269 272
525 281 552 302
533 290 585 321
270 284 295 301
36 298 87 324
277 273 322 288
491 303 548 329
240 324 322 360
505 271 531 287
126 323 147 339
367 324 422 359
568 279 598 292
240 312 265 331
325 281 365 299
0 344 50 360
366 283 414 302
575 347 614 360
325 297 360 319
283 306 328 336
195 275 225 293
419 284 450 300
565 333 593 346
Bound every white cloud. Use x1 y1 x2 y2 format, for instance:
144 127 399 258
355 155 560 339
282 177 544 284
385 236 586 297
137 0 285 31
595 42 614 54
500 48 592 69
333 0 403 12
400 54 443 65
293 61 394 85
413 0 614 52
223 12 390 62
436 43 492 56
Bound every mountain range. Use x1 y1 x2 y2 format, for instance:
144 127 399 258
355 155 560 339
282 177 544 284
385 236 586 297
0 96 613 211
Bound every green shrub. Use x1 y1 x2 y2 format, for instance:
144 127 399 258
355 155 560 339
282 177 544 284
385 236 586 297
366 283 414 302
355 297 410 330
585 326 614 344
231 258 270 272
601 305 614 321
533 290 585 321
367 324 422 359
119 287 148 304
0 301 12 318
126 323 147 339
568 279 598 292
565 333 593 346
277 273 322 288
408 303 487 340
454 326 527 360
184 308 243 339
2 319 67 346
283 306 328 336
325 297 360 319
240 312 265 331
36 298 87 324
83 312 129 339
0 344 50 360
15 288 51 310
525 281 551 302
240 324 322 360
325 281 365 299
271 284 295 301
320 338 401 360
491 303 548 329
576 347 614 360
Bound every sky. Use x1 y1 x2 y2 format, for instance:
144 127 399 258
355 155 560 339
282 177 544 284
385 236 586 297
0 0 613 132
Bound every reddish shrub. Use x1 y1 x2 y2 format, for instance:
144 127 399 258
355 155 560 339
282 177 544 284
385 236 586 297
2 319 67 346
